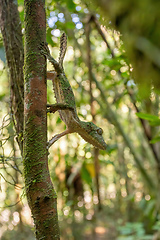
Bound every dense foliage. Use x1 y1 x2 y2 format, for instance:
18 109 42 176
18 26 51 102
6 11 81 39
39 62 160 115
0 0 160 239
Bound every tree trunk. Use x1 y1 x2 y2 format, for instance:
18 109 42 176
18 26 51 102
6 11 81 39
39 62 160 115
24 1 60 239
0 0 24 154
85 19 102 210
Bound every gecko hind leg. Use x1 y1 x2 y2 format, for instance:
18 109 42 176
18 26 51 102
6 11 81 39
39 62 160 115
47 103 74 113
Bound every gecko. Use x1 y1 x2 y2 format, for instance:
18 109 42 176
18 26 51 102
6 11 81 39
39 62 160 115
40 33 107 150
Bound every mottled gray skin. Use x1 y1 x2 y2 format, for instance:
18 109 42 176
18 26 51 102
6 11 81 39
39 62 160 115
40 35 107 150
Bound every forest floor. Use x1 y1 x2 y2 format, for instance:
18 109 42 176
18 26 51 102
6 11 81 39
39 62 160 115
84 225 117 240
60 215 118 240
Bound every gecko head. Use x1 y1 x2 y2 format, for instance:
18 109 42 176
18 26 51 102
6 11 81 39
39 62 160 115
78 121 107 150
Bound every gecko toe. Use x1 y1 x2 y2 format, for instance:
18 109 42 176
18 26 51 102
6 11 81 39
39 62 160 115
39 42 49 54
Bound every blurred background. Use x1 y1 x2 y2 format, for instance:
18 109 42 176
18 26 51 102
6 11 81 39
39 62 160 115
0 0 160 239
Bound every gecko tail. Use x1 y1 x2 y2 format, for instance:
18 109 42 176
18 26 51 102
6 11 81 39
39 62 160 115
58 33 67 68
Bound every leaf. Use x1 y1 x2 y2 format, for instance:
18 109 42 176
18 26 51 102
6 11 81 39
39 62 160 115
85 163 95 178
17 0 24 4
66 21 75 29
152 220 160 230
100 159 114 165
66 0 76 11
136 113 160 142
106 144 117 154
46 28 55 46
136 112 159 121
56 117 62 124
81 164 92 186
0 47 6 63
149 119 160 126
143 199 155 216
150 135 160 144
136 112 160 127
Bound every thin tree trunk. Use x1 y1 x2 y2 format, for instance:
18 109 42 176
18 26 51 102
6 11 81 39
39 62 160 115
86 17 102 211
24 1 60 239
0 0 24 230
0 0 24 154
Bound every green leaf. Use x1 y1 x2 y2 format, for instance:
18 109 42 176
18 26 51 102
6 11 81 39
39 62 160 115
46 28 55 46
149 119 160 126
56 117 62 124
136 113 160 126
66 0 76 11
81 164 92 186
17 0 24 4
66 21 75 29
136 112 159 121
106 144 117 153
150 135 160 144
152 220 160 230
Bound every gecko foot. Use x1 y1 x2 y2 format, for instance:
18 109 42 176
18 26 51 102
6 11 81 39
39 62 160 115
39 42 50 56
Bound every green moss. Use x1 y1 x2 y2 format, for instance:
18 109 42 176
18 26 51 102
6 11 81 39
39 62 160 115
24 114 47 178
24 1 60 237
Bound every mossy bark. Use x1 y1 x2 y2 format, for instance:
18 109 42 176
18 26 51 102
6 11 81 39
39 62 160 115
24 1 60 239
0 0 24 154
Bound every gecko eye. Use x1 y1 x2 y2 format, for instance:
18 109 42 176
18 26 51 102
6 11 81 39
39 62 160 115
97 128 103 135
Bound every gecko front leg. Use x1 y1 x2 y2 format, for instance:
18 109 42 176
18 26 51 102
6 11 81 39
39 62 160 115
40 42 61 73
47 103 74 113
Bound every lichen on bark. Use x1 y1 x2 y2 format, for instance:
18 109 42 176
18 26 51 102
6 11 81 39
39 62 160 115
24 1 60 239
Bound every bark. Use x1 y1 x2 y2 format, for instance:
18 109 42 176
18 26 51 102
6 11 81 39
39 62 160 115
24 1 60 239
0 0 24 154
0 0 24 229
